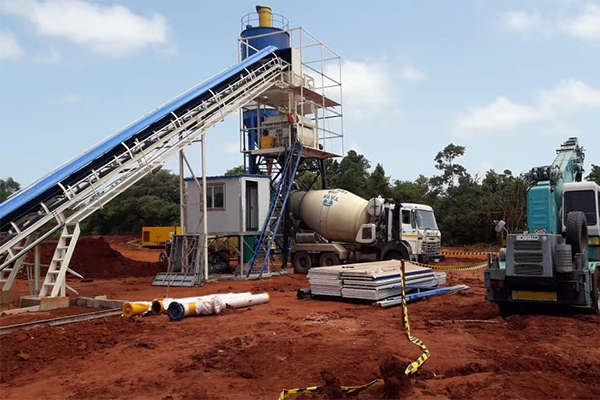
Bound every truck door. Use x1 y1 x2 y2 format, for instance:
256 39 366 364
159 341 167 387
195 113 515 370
401 209 418 255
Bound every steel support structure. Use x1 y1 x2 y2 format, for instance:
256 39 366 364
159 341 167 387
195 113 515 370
1 54 291 295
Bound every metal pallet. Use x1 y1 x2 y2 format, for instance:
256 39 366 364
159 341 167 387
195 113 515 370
152 272 199 287
152 234 203 287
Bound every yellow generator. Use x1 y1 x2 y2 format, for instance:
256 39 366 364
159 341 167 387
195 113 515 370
141 226 181 248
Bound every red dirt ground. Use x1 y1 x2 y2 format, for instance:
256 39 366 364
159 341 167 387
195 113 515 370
1 237 599 400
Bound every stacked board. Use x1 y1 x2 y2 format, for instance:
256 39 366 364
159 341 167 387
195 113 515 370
308 260 445 301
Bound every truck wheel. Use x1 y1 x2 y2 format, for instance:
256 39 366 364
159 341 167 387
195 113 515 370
566 211 588 256
498 302 517 318
383 249 408 261
319 252 340 267
159 252 168 263
293 252 312 274
593 268 600 316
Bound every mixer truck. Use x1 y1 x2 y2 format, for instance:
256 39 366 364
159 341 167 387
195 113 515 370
485 138 600 316
288 189 444 274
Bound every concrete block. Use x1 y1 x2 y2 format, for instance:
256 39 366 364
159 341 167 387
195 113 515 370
76 296 126 309
21 296 70 311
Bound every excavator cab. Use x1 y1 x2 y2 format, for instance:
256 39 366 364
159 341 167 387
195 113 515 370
563 182 600 262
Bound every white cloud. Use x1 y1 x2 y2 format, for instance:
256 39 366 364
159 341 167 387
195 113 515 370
539 79 600 110
456 97 540 134
400 66 427 82
454 79 600 137
226 142 239 154
501 5 600 42
62 93 83 106
0 31 24 61
560 4 600 41
0 0 171 57
339 60 395 119
501 10 542 35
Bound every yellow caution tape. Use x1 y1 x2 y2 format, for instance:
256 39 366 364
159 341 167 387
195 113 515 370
441 251 495 257
399 266 430 375
411 260 489 271
279 268 429 399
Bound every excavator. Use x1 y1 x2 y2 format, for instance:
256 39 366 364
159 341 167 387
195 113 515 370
485 137 600 315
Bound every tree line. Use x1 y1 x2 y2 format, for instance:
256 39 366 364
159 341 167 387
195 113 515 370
314 146 599 245
1 146 599 245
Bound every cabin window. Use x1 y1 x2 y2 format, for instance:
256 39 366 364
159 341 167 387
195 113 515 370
564 190 596 226
206 184 225 210
402 210 411 225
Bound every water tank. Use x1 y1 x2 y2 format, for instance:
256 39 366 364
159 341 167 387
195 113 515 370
289 189 370 243
240 6 290 60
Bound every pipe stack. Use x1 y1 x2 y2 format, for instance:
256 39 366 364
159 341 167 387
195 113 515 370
122 292 270 321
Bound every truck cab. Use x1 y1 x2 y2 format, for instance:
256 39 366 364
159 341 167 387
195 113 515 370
399 203 443 263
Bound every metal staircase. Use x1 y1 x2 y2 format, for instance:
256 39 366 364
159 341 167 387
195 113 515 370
38 223 81 297
0 48 290 296
246 144 303 278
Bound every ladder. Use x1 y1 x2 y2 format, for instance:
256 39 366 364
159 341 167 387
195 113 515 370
246 145 303 278
38 223 81 297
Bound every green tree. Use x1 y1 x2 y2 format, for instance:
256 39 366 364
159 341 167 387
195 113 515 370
225 165 247 176
393 175 430 204
0 177 20 203
434 173 489 245
587 164 600 185
81 168 180 235
432 143 467 189
482 169 526 238
366 163 392 198
335 150 371 198
295 171 322 191
325 159 340 188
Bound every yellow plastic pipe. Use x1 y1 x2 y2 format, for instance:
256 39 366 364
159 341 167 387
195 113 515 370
256 5 272 27
122 301 152 318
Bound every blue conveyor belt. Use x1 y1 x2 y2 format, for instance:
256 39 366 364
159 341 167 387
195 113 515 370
0 46 280 227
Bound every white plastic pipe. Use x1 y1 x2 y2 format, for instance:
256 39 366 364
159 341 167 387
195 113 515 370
219 293 270 309
168 292 269 321
152 292 252 314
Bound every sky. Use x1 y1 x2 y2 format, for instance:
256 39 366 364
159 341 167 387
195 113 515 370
0 0 599 188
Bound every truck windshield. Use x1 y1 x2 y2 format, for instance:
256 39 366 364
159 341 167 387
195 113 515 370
564 190 597 226
416 210 438 230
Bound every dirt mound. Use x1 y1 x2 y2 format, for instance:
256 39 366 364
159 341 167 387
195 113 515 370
39 237 166 279
378 356 411 398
